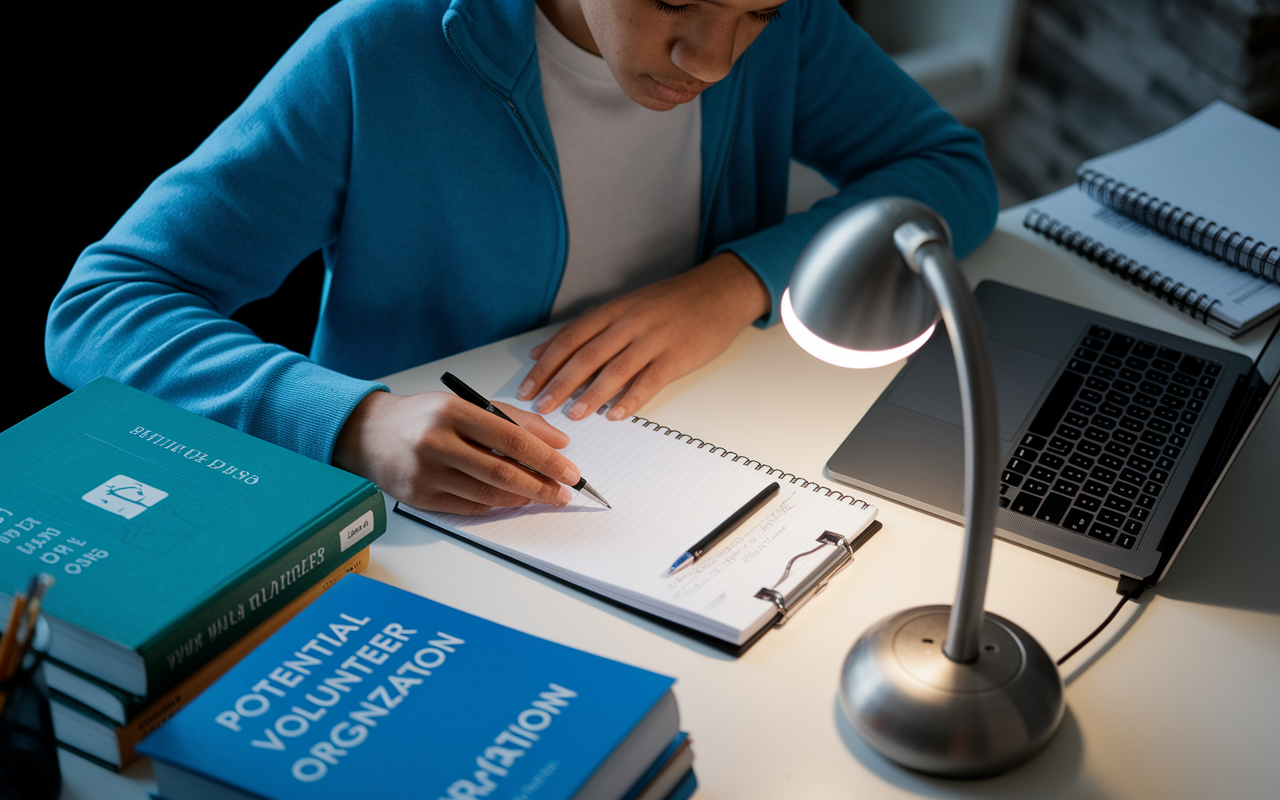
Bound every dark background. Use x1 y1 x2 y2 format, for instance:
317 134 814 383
12 3 337 430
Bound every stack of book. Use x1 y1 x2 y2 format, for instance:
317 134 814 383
0 377 388 768
139 574 697 800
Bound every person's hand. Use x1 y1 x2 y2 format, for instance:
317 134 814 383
517 252 770 421
332 390 582 515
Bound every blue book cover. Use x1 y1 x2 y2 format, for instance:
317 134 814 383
138 574 679 800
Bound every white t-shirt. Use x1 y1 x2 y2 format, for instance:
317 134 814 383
534 6 703 323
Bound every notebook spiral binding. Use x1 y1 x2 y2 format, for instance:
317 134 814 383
630 416 871 508
1023 207 1221 323
1077 168 1279 282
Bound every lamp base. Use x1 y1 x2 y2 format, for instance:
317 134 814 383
839 606 1064 778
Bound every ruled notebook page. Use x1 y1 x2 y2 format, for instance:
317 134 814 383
402 400 877 645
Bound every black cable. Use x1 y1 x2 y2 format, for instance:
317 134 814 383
1056 588 1135 667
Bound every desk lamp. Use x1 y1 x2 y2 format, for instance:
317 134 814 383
782 197 1064 777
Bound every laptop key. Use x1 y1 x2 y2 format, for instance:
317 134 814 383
1053 480 1080 497
1088 523 1118 543
1178 354 1205 375
1030 466 1056 482
1099 509 1125 527
1039 452 1064 469
1132 341 1156 359
1113 430 1138 445
1123 519 1143 535
1099 454 1124 470
1120 468 1146 485
1006 457 1032 474
1132 393 1157 408
1080 389 1104 404
999 496 1011 508
1057 425 1082 440
1104 441 1131 457
1105 335 1135 357
1084 427 1109 443
1156 347 1180 363
1035 493 1072 524
1021 433 1048 450
1075 347 1099 362
1113 481 1140 499
1136 493 1157 509
1077 441 1102 456
1117 533 1137 549
1023 479 1050 496
1100 402 1125 417
1074 494 1101 512
1130 506 1150 521
1069 453 1095 469
1048 436 1073 454
1002 470 1023 486
1084 479 1110 496
1143 481 1162 497
1010 492 1041 516
1151 357 1177 373
1127 455 1153 472
1148 419 1172 434
1119 416 1144 432
1154 406 1178 421
1090 466 1117 483
1205 362 1221 377
1092 415 1117 430
1104 495 1133 512
1061 466 1087 483
1120 368 1143 382
1135 443 1160 459
1100 354 1123 369
1064 508 1093 533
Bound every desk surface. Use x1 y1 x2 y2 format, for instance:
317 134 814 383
61 212 1280 799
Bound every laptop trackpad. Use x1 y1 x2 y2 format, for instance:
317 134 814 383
886 337 1060 443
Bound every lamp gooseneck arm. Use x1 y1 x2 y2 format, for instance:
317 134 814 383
900 231 1000 664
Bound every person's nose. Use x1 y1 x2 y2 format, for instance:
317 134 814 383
670 18 739 84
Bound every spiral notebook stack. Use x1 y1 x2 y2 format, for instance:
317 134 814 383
397 400 881 655
1023 101 1280 337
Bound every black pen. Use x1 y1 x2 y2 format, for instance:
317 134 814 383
665 482 780 576
440 372 612 509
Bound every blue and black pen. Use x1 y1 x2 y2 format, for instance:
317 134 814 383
666 482 781 576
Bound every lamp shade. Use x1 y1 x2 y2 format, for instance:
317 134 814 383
786 197 948 356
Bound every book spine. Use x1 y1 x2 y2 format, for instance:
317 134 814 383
1023 207 1223 325
137 488 385 697
628 418 872 507
1076 168 1279 283
106 548 370 767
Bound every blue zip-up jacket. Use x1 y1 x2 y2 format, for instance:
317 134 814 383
46 0 998 465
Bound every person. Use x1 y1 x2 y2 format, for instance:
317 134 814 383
46 0 998 515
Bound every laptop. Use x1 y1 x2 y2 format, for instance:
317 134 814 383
827 280 1279 589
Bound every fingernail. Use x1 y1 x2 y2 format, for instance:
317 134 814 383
518 379 535 399
606 405 627 421
556 484 574 505
567 401 587 420
535 396 555 414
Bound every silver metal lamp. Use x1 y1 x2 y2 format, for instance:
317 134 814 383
783 197 1064 778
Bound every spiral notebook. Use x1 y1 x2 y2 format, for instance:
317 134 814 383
1023 187 1280 337
395 399 880 655
1074 101 1278 283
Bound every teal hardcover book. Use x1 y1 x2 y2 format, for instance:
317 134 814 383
138 574 683 800
0 377 386 698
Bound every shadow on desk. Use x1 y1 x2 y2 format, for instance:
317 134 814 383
1153 394 1279 617
834 700 1106 799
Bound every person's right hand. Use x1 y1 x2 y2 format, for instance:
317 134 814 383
332 390 582 515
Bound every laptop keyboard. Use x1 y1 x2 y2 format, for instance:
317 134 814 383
999 324 1220 550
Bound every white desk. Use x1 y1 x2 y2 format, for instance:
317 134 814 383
60 211 1280 799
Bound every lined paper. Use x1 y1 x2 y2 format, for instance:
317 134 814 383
401 400 877 645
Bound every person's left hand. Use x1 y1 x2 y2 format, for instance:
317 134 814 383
517 252 770 421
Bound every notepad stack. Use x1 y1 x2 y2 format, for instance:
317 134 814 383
0 377 389 768
138 574 696 800
1023 101 1280 337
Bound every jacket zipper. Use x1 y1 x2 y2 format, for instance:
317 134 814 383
700 50 749 263
443 27 571 306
